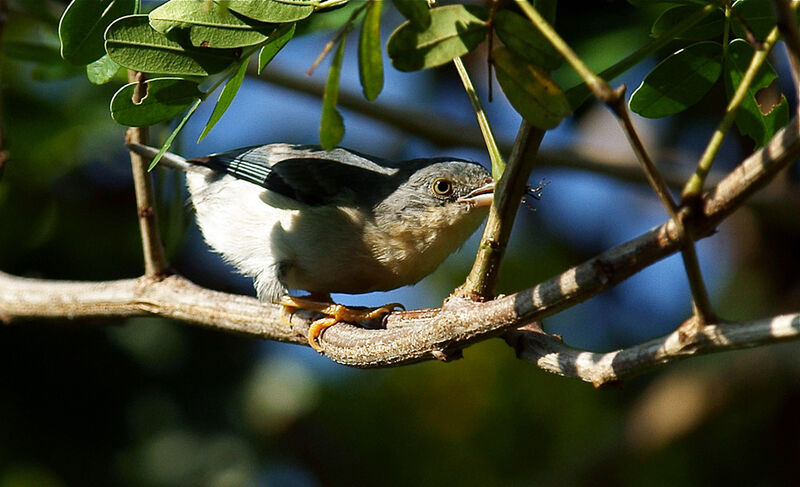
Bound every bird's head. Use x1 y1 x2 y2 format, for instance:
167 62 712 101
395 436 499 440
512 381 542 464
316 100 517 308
371 158 494 256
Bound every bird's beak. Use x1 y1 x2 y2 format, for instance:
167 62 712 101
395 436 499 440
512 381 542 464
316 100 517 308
458 180 494 209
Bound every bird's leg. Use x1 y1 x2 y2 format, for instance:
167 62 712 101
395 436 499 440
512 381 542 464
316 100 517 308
279 294 404 352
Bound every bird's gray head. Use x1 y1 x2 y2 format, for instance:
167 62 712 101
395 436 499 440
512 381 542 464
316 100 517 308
372 158 493 239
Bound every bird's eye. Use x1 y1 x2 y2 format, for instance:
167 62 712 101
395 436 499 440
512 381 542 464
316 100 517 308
432 178 454 197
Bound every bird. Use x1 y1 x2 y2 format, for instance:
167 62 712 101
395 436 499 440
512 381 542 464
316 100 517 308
128 143 494 352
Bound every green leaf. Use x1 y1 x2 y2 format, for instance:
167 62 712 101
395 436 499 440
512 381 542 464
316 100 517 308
391 0 430 31
111 77 202 126
494 9 561 71
320 37 346 150
651 5 725 41
724 38 788 147
387 4 488 72
358 1 383 101
150 98 203 170
732 0 776 41
258 23 296 73
492 46 570 129
149 0 275 48
629 41 723 118
86 54 120 84
198 59 249 141
58 0 137 65
219 0 315 23
105 15 240 76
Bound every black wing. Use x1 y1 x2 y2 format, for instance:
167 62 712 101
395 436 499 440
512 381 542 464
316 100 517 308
189 144 399 207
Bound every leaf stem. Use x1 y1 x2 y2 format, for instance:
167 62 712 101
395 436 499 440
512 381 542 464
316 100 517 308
452 57 505 178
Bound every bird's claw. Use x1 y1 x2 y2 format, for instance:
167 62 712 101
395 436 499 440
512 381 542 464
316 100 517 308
279 295 403 353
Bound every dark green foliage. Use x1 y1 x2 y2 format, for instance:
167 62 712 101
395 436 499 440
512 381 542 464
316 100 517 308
629 42 723 118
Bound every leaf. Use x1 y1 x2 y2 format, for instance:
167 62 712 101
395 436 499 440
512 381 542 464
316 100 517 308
724 38 788 147
105 15 239 76
58 0 137 65
86 54 120 84
492 46 570 129
320 37 346 150
494 9 561 71
219 0 315 23
198 59 249 141
150 98 203 170
629 41 723 118
111 77 202 126
358 1 383 101
391 0 430 31
387 4 488 72
732 0 776 41
258 23 295 73
651 5 725 41
149 0 274 48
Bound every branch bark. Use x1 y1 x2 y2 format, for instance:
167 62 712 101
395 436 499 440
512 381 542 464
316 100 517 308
2 117 798 376
126 70 169 277
506 314 800 386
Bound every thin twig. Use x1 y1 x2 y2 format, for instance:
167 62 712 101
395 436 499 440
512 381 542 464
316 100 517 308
125 70 169 277
724 0 765 48
681 25 781 203
459 122 544 299
306 1 369 76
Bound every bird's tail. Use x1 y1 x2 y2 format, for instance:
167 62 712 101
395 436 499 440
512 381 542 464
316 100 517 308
126 143 192 172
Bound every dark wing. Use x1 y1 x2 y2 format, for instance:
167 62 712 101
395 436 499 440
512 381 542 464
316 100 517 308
189 144 399 207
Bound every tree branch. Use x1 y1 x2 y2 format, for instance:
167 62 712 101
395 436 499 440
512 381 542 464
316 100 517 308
125 71 169 277
459 122 544 299
2 117 798 373
506 313 800 386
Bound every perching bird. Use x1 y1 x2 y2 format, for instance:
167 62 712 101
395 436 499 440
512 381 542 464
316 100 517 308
128 143 494 351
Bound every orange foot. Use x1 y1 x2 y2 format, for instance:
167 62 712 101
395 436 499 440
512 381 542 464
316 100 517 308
280 294 404 353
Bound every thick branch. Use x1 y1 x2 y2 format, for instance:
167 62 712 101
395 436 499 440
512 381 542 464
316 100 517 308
0 274 298 342
2 118 798 370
